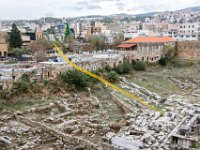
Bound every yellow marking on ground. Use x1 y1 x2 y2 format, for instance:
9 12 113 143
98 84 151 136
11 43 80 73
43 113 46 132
53 43 160 112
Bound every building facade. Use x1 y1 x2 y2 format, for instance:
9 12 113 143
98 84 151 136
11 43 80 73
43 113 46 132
0 32 9 57
117 36 176 62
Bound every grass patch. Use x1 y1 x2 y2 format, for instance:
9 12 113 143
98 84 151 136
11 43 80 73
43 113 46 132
0 96 62 113
126 70 182 97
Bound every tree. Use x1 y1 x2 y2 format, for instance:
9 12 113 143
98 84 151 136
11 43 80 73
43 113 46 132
64 19 71 41
63 19 75 53
9 23 22 49
80 43 95 53
30 38 52 62
62 44 68 54
164 46 177 58
47 26 55 34
113 33 124 45
65 37 75 53
34 50 47 62
30 38 52 52
10 48 28 59
90 35 107 51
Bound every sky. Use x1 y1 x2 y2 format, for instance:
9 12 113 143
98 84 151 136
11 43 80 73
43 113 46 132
0 0 200 20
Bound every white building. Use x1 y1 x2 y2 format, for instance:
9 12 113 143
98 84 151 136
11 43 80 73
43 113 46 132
178 23 200 41
124 29 150 39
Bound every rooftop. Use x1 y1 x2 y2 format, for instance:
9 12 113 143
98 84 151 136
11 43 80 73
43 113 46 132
117 44 136 48
125 36 175 43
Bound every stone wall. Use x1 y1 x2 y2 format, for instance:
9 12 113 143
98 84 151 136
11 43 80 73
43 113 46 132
42 57 123 75
0 43 8 57
0 32 8 57
0 79 13 90
177 41 200 60
17 116 102 150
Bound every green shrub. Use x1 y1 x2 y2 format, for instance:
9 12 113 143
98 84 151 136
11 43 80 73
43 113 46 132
12 74 31 93
0 91 7 100
10 74 43 95
89 71 100 84
114 61 132 74
186 60 194 66
20 74 31 83
134 61 146 71
169 57 183 67
114 64 124 74
107 71 118 83
104 65 112 72
97 68 104 73
31 81 42 93
44 80 49 87
61 70 90 90
12 80 30 93
92 70 100 76
159 58 168 66
122 61 132 74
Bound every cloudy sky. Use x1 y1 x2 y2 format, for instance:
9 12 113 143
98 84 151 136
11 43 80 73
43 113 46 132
1 0 200 20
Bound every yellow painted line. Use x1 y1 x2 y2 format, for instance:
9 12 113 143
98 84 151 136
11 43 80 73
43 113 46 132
53 43 160 112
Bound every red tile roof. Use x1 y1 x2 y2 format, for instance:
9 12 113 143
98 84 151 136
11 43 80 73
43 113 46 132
117 44 136 48
125 36 175 43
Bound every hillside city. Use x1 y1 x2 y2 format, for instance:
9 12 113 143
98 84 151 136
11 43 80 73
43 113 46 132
0 3 200 150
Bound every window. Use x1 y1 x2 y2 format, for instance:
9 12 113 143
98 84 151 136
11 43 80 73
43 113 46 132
4 52 7 56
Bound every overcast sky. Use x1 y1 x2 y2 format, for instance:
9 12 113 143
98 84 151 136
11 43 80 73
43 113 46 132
1 0 200 20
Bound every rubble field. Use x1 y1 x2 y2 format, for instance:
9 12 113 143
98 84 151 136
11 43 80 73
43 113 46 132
0 66 200 150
